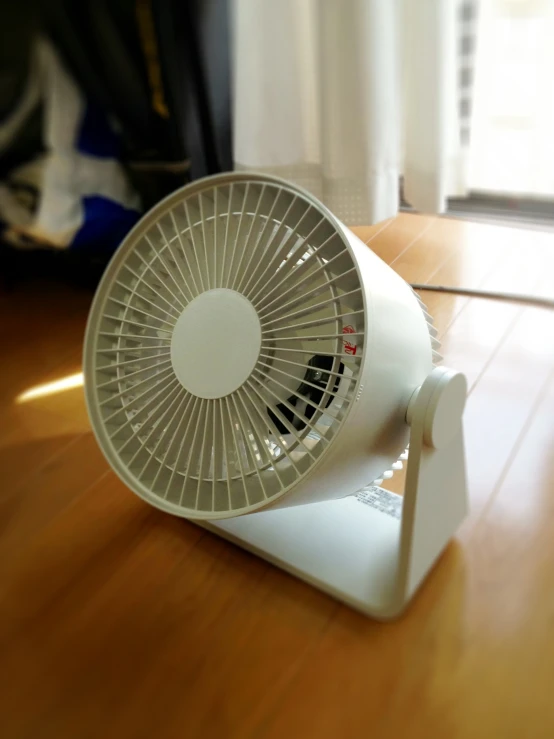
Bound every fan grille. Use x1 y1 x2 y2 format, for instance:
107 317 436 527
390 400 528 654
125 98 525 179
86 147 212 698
86 177 365 517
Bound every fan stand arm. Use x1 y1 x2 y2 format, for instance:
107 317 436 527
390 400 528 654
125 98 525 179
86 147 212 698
200 367 468 620
387 366 468 617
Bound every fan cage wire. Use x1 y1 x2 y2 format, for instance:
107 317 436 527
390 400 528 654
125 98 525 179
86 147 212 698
88 178 367 514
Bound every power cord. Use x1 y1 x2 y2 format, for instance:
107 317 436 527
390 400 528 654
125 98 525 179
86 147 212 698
410 284 554 310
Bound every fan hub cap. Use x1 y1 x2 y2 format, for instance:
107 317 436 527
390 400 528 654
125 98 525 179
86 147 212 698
170 289 261 399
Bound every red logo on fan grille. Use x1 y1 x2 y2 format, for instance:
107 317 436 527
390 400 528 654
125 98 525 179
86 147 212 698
342 325 357 355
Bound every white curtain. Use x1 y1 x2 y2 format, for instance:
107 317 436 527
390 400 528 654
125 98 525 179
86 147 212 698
233 0 468 225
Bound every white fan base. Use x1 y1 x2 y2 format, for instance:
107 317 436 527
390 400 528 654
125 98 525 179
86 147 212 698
199 367 468 620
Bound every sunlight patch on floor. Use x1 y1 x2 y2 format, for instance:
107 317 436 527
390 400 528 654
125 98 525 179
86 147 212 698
17 372 84 403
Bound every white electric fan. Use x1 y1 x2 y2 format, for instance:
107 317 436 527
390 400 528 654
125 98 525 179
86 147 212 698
84 172 468 619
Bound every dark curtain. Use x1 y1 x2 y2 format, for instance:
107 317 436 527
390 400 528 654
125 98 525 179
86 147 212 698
44 0 232 209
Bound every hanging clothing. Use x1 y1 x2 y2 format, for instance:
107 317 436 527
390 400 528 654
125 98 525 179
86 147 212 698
0 39 140 254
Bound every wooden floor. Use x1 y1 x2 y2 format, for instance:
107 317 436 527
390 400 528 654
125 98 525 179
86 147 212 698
2 214 554 738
